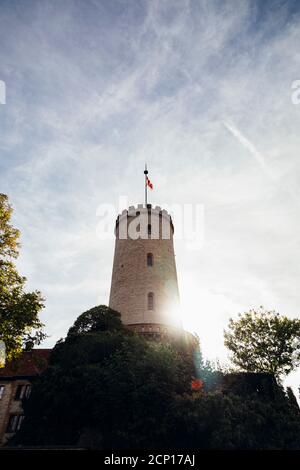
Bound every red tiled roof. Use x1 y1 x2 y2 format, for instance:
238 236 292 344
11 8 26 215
0 349 51 377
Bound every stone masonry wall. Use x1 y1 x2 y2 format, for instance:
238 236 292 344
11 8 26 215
109 205 181 329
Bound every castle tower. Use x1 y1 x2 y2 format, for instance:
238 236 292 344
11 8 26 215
109 204 182 338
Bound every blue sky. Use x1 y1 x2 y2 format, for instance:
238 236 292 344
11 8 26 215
1 0 300 394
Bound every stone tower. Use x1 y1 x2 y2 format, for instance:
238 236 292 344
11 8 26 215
109 204 182 338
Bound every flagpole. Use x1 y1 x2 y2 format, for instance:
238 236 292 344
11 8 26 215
144 163 148 206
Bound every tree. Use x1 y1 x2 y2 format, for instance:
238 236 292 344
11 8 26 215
224 307 300 380
0 194 46 362
286 386 300 413
15 305 193 448
67 305 123 336
13 305 300 450
165 388 300 450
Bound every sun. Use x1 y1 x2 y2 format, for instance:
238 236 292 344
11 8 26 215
179 275 237 364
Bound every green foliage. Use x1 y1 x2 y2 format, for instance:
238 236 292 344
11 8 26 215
0 194 46 361
0 194 20 259
67 305 123 336
224 307 300 379
197 359 223 391
15 306 192 448
13 306 300 450
286 386 300 413
165 389 300 450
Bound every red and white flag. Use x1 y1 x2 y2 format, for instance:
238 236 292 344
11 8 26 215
146 176 153 190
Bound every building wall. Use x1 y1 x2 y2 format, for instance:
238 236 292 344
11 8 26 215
0 379 30 446
109 205 182 330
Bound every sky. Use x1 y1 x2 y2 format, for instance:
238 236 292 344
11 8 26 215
1 0 300 396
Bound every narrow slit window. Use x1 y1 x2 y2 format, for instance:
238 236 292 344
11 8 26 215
148 292 154 310
147 253 153 266
147 224 151 236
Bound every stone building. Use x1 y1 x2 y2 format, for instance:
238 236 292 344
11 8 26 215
0 349 51 446
109 203 195 345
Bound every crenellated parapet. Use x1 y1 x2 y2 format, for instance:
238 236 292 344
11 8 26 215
115 204 174 238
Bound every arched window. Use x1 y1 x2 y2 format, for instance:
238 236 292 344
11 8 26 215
147 253 153 266
147 292 154 310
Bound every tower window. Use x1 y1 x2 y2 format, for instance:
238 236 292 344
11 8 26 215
147 224 151 235
147 253 153 266
147 292 154 310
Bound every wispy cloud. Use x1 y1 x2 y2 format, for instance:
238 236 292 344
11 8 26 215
223 120 275 179
0 0 300 395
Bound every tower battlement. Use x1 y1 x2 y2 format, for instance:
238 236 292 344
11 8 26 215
117 203 171 217
115 204 174 238
116 204 174 234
